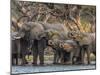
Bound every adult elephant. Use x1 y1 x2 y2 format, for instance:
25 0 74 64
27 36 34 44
11 31 21 65
19 22 48 65
68 31 96 64
11 20 33 65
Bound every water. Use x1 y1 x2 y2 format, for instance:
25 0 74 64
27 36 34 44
12 64 96 74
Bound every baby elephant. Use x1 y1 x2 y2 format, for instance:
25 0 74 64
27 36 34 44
59 40 80 64
48 39 63 64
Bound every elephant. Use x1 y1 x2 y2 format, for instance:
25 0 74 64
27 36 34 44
11 30 32 65
59 40 81 64
48 39 63 64
45 29 70 64
11 21 35 65
11 31 21 65
68 31 96 64
48 39 81 65
18 22 48 65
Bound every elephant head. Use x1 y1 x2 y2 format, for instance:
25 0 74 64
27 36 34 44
18 22 45 40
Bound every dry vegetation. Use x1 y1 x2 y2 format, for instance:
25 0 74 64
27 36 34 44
11 0 96 33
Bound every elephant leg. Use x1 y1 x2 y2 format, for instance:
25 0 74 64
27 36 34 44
39 49 44 65
86 47 91 64
68 52 73 65
57 50 63 64
21 48 28 65
16 54 18 65
56 52 60 64
32 39 38 65
54 50 59 64
60 51 64 64
53 51 57 64
33 48 38 65
73 47 81 64
76 47 83 64
16 39 21 65
13 53 18 65
12 54 15 65
81 48 85 64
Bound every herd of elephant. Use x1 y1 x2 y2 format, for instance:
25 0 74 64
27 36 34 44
11 21 96 66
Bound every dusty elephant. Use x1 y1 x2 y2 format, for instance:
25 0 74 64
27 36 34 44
68 31 96 64
11 31 31 65
19 22 48 65
11 31 21 65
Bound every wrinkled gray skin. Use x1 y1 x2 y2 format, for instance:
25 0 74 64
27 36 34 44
68 31 96 64
19 22 48 65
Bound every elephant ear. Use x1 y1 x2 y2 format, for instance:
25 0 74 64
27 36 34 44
11 31 22 40
21 22 31 31
38 31 46 38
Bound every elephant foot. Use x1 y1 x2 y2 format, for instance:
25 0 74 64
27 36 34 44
53 62 59 64
40 62 44 65
32 63 38 66
79 62 85 65
64 61 72 65
53 62 56 64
